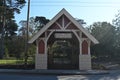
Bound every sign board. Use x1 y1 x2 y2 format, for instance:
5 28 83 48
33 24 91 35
54 33 72 38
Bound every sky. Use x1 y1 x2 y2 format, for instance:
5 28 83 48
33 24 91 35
15 0 120 26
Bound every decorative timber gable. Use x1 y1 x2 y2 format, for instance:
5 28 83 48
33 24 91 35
28 8 99 45
48 15 78 30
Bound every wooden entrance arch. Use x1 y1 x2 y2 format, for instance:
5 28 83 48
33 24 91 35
28 9 99 70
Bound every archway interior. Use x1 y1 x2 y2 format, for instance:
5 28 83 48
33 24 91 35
47 32 79 69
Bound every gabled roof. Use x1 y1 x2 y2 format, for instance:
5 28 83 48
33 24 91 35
28 8 99 44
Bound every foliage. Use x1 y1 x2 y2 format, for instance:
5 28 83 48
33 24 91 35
19 17 37 36
0 0 26 36
18 16 46 64
5 20 18 36
27 44 36 61
49 41 72 58
75 18 86 25
3 35 36 60
4 46 9 58
34 16 50 31
4 36 25 59
0 0 26 58
92 63 106 70
19 16 50 37
89 22 117 62
113 12 120 58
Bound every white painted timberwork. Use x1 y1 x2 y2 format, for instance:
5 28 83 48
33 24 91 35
29 8 99 70
28 8 99 44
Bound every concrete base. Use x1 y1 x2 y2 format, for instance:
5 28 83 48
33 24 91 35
35 54 47 69
79 55 91 70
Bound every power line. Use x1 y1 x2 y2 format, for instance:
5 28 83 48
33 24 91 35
30 1 120 4
23 1 120 7
24 4 120 7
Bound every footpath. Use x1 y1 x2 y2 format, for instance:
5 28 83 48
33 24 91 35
0 69 109 75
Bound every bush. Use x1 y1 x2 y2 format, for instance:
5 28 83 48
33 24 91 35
92 63 106 70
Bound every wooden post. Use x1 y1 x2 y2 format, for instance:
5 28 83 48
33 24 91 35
24 0 30 66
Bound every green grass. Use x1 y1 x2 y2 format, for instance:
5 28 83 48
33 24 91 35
0 59 34 65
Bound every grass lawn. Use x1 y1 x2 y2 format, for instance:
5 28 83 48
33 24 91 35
0 59 33 65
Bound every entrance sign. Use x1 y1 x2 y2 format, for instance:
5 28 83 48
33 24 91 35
54 33 72 38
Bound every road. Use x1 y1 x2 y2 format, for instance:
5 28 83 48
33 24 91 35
0 70 120 80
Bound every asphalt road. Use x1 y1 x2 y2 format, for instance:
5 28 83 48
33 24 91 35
0 70 120 80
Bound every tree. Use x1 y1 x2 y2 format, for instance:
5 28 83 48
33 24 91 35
0 0 26 58
88 22 116 62
113 12 120 61
5 20 18 36
19 16 50 37
18 17 41 63
0 0 26 36
19 17 37 37
35 16 49 31
18 16 50 62
75 18 86 25
5 36 25 59
18 16 49 64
